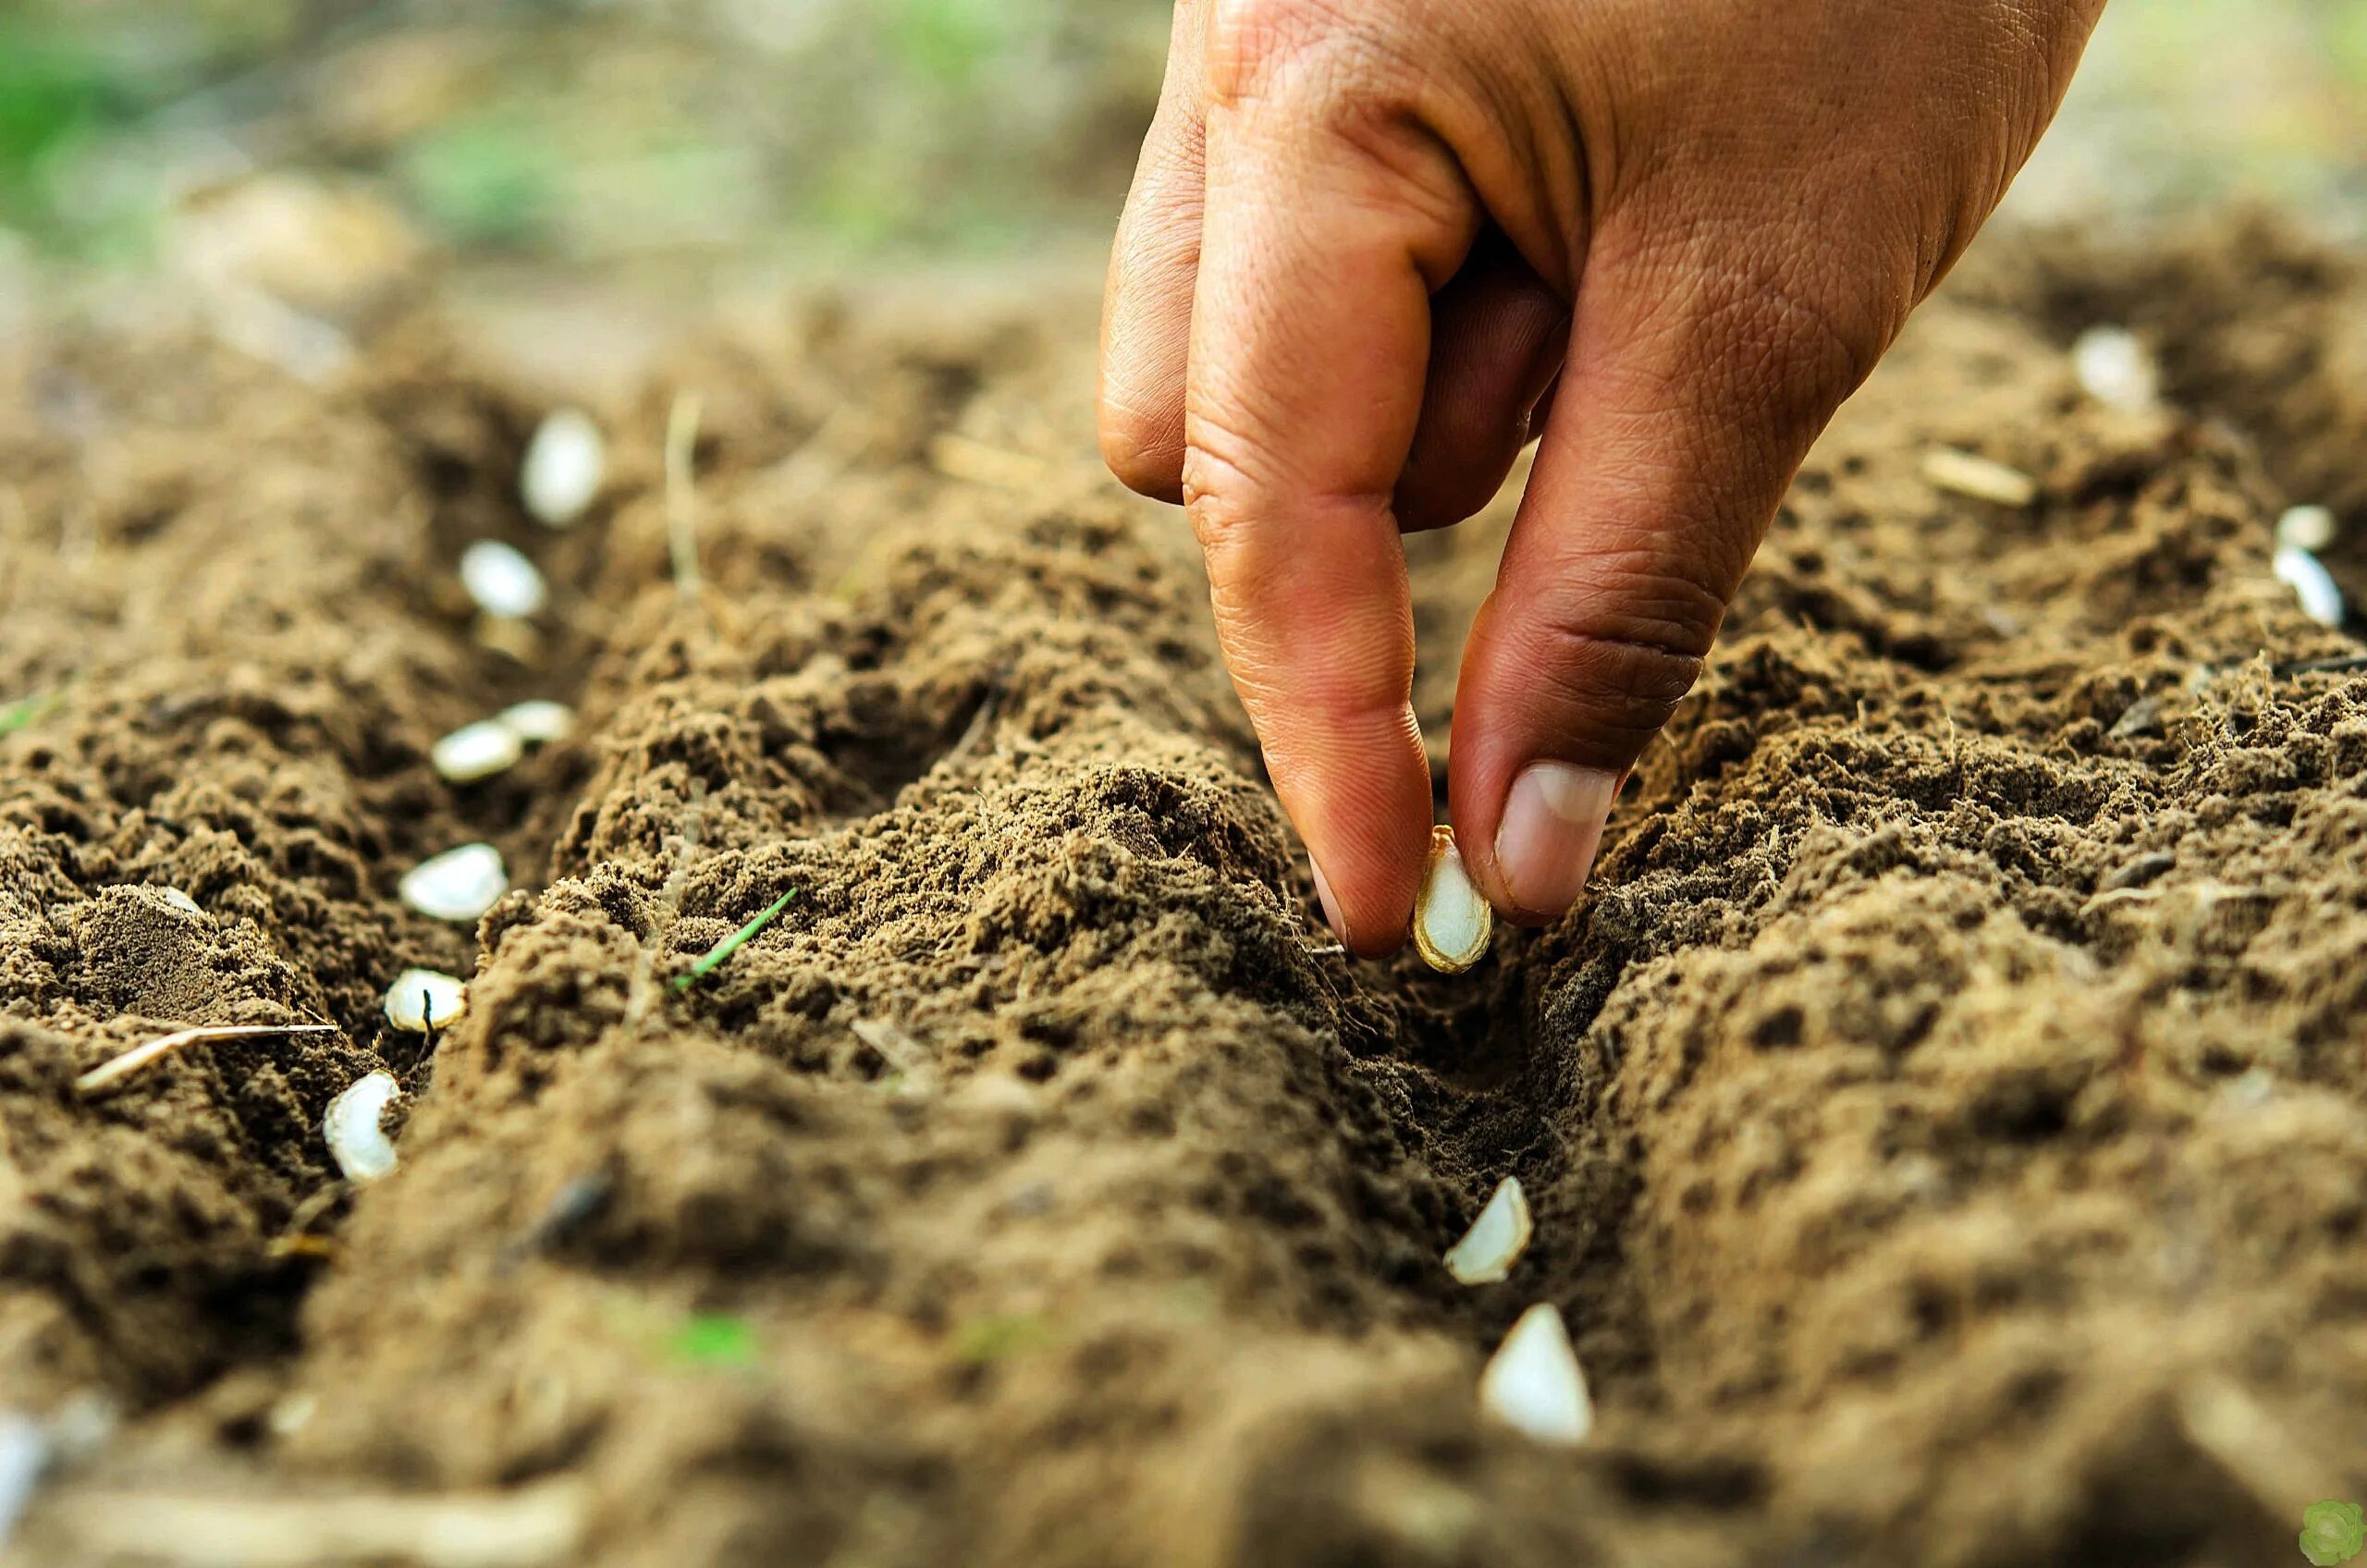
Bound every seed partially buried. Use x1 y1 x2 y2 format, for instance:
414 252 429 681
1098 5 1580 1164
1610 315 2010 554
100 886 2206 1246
1444 1176 1533 1285
1413 825 1492 974
1479 1303 1593 1447
520 408 607 529
383 967 468 1032
325 1071 402 1183
399 842 508 924
430 718 524 784
459 540 548 619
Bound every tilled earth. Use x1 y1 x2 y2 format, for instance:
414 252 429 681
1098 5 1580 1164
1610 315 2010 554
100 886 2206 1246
3 218 2366 1567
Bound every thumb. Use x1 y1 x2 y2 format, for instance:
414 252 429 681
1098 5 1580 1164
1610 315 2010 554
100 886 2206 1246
1449 234 1892 924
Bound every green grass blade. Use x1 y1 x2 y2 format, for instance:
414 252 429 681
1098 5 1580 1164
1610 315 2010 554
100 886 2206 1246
0 690 60 735
672 888 799 991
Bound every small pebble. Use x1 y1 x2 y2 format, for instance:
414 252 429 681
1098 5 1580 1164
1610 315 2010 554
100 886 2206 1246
459 540 548 619
2070 325 2159 414
383 967 468 1032
1479 1303 1593 1447
497 699 574 746
2277 505 2338 553
399 842 508 924
1923 448 2038 508
430 719 523 784
325 1071 402 1183
2274 545 2346 628
521 409 607 528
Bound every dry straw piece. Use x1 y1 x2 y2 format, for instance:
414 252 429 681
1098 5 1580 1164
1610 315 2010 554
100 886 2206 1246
76 1023 340 1096
1921 447 2038 508
1412 826 1492 974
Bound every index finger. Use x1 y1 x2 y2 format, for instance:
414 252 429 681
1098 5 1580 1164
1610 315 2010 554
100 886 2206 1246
1184 32 1477 952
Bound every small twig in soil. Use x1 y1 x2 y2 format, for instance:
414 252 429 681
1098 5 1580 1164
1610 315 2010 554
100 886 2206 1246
623 782 705 1029
76 1024 340 1096
665 390 704 599
2272 653 2367 677
672 889 800 992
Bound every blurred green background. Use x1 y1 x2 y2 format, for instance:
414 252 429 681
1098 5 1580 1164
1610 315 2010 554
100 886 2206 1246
0 0 2358 294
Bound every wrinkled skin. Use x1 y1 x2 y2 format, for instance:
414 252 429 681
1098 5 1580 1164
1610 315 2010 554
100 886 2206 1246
1099 0 2107 953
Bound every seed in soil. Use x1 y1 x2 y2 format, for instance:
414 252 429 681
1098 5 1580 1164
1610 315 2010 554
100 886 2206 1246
2274 545 2346 627
673 888 799 990
399 842 509 923
1444 1176 1533 1285
1478 1303 1592 1447
325 1072 402 1183
459 540 548 619
1922 447 2038 508
521 408 606 528
1413 826 1491 974
2070 325 2159 413
156 887 203 916
384 968 468 1032
2277 505 2339 553
431 719 524 784
497 699 574 745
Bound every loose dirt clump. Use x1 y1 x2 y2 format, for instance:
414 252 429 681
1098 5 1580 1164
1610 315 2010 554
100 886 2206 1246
3 223 2366 1566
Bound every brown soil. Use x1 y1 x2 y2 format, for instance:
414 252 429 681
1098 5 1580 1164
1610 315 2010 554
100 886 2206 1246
4 217 2367 1568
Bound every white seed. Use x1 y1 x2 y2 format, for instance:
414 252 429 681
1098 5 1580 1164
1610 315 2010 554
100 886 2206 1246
0 1411 46 1552
156 888 203 917
1412 825 1491 974
1444 1176 1533 1285
383 968 468 1032
325 1071 402 1183
2276 504 2338 553
1478 1303 1593 1447
497 699 574 746
521 408 607 528
459 540 548 619
2070 325 2158 414
1922 447 2038 508
430 719 523 784
2274 545 2346 628
399 842 508 924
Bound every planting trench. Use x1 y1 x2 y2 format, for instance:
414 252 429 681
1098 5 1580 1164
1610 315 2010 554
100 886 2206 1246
3 220 2367 1566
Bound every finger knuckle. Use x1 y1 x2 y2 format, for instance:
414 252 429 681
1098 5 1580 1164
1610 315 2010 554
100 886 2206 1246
1205 0 1355 108
1525 571 1721 744
1098 397 1186 500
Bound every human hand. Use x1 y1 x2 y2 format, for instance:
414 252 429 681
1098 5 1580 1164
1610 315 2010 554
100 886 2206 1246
1099 0 2104 953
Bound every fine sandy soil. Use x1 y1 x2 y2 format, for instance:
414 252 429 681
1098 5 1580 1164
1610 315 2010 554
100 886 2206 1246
4 215 2367 1567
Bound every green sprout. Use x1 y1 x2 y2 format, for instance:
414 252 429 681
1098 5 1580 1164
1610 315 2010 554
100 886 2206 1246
0 690 60 736
951 1312 1052 1364
670 1312 760 1370
2302 1501 2366 1567
672 888 799 991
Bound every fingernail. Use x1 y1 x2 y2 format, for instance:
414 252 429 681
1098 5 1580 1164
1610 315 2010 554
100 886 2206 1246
1309 857 1349 946
1494 763 1618 919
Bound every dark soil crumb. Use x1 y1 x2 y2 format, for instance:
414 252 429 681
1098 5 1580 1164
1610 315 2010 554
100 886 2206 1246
4 219 2366 1567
